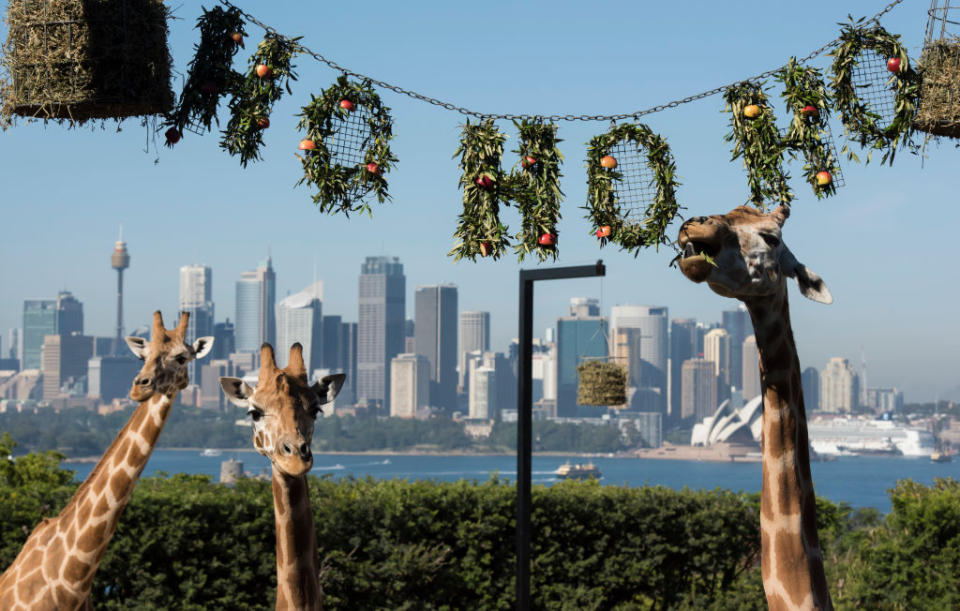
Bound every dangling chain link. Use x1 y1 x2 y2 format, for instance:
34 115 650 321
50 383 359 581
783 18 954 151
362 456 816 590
218 0 906 123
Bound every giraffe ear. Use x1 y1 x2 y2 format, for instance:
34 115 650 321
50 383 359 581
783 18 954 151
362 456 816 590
780 246 833 304
193 337 214 360
313 373 346 405
220 377 254 407
125 336 148 360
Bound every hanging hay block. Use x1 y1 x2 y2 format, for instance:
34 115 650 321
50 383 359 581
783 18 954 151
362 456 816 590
577 360 627 407
2 0 173 123
914 39 960 139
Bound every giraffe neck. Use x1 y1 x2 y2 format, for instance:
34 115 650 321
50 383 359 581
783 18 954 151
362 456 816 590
271 469 320 611
0 392 176 610
744 292 832 610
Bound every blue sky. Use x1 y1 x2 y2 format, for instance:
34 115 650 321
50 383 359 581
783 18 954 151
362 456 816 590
1 0 958 401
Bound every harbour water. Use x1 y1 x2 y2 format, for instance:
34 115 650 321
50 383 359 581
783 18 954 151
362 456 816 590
68 449 960 513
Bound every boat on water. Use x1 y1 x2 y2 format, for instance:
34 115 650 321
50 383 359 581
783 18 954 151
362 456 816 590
554 462 601 480
200 448 222 457
931 451 953 463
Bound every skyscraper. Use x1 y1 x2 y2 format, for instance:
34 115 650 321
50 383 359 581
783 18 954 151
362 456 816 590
703 328 731 398
801 367 820 412
722 305 749 390
742 335 761 401
469 366 496 419
235 256 276 353
358 256 405 411
321 314 343 370
556 298 607 417
414 284 458 413
22 292 83 371
820 357 859 413
110 228 130 355
669 318 697 424
213 319 235 360
681 357 717 423
275 282 323 373
458 311 490 392
179 264 214 379
42 334 93 399
390 353 429 418
610 305 668 413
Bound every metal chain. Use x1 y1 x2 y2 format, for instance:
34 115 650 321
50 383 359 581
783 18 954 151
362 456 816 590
219 0 907 123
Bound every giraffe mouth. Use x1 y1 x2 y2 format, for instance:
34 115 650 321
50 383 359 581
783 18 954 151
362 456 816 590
681 239 720 260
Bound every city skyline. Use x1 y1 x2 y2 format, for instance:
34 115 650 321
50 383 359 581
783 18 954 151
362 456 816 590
1 1 957 402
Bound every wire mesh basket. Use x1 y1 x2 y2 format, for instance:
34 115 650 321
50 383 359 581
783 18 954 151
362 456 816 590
915 2 960 138
607 137 657 225
2 0 174 123
850 48 900 132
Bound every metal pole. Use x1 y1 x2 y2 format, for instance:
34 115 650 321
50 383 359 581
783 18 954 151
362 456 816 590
515 260 605 611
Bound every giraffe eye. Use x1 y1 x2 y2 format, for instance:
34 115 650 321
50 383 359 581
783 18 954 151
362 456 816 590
175 355 187 365
248 408 264 422
761 234 781 248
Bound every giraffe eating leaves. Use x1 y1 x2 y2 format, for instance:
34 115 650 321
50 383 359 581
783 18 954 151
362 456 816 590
220 343 344 611
676 205 833 611
0 311 212 611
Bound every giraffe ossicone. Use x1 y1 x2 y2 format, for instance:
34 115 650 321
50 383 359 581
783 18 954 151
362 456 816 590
677 205 834 611
220 343 344 610
0 310 213 611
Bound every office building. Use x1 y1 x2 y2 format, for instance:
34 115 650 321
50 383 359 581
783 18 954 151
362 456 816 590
612 327 642 390
556 298 607 417
321 314 343 370
459 311 490 392
358 256 405 411
681 357 717 423
275 281 324 372
390 353 429 418
7 328 21 361
179 264 214 379
23 292 83 371
866 387 904 412
235 256 276 353
703 328 731 400
820 357 859 413
801 367 820 412
201 359 235 411
669 318 697 424
469 366 496 419
213 320 236 360
610 305 668 413
88 355 140 402
741 335 761 401
42 334 94 399
414 284 458 413
341 321 358 404
722 305 750 390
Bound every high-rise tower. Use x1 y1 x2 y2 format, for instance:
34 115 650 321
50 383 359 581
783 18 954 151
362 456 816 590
110 227 130 355
358 256 405 412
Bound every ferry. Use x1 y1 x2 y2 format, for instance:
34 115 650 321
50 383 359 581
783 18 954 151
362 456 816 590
554 462 601 480
200 448 223 457
931 451 953 463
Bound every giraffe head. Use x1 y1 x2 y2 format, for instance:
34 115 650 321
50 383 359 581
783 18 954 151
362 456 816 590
676 205 832 305
219 343 345 477
124 311 214 401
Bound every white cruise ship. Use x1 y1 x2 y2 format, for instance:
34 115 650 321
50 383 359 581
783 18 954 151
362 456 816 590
808 417 935 457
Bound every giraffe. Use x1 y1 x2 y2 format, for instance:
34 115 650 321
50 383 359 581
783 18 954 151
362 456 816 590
0 311 213 611
220 343 344 611
675 205 833 610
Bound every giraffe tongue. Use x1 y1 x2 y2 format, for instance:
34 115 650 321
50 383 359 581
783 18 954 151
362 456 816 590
683 242 697 258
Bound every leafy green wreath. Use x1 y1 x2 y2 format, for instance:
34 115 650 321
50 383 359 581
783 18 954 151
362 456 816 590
295 75 396 216
512 119 563 262
830 18 920 165
163 6 245 145
220 33 300 167
584 122 681 253
449 119 511 261
776 58 841 199
724 82 793 209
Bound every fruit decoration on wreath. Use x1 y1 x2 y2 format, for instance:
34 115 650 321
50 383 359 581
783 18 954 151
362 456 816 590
776 58 844 199
724 82 793 209
449 119 512 261
584 121 681 253
221 33 301 166
829 17 920 165
163 5 246 146
295 75 396 216
512 119 564 262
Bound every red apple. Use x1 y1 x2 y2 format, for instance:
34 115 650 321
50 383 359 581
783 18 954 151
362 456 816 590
538 233 557 246
479 241 492 257
800 105 819 118
886 57 902 73
164 127 181 145
815 171 832 186
339 99 355 111
230 32 244 46
522 155 537 169
255 64 273 79
366 162 380 175
256 117 270 129
600 155 618 169
596 225 612 238
475 175 494 190
743 104 761 119
299 139 317 151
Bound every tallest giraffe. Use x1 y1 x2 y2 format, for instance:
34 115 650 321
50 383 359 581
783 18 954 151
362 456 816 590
677 205 833 610
0 311 212 610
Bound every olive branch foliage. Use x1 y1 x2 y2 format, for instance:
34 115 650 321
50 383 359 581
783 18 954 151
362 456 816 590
220 34 300 166
776 58 841 199
584 123 681 255
163 6 245 143
512 120 564 262
295 75 396 217
830 17 920 165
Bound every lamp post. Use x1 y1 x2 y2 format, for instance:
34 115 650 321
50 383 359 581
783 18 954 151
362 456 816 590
516 260 606 610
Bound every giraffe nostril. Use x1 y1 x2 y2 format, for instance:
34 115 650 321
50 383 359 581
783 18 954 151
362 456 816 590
299 443 310 458
281 442 293 456
136 377 152 386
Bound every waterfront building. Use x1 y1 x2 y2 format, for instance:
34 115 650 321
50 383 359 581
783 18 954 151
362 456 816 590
414 284 458 414
741 335 761 401
358 256 406 412
866 387 904 412
681 357 717 423
458 311 490 392
275 282 324 373
820 357 860 413
390 353 429 418
469 366 496 419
